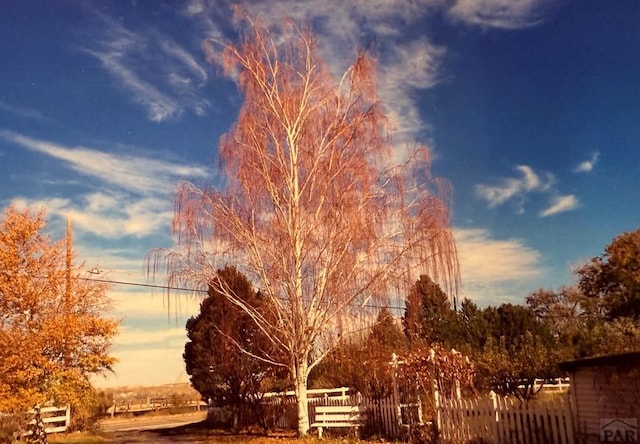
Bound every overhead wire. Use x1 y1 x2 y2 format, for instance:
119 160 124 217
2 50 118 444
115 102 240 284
79 275 410 312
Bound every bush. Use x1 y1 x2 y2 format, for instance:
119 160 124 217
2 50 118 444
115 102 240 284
0 414 22 443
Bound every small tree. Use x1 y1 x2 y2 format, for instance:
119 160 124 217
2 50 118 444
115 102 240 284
526 286 602 359
155 14 459 436
473 304 559 402
475 332 560 402
184 266 283 430
0 206 118 428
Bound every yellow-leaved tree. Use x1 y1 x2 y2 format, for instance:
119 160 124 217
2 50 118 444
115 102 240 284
0 205 118 428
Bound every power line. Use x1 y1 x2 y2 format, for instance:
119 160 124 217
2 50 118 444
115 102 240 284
79 276 207 294
80 276 409 312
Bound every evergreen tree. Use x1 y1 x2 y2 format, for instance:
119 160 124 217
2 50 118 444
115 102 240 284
403 275 461 347
184 266 282 430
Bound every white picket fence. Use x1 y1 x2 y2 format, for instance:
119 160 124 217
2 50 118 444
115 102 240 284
437 392 575 444
262 385 576 442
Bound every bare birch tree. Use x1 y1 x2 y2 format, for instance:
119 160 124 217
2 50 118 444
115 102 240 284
155 15 459 436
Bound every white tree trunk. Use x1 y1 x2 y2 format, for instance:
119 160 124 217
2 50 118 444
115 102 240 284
294 360 310 437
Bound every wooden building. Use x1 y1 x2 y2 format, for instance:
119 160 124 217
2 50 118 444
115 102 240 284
559 351 640 443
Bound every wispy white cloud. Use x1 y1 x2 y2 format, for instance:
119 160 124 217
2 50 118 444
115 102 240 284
11 195 167 244
0 100 50 121
84 15 210 122
573 151 600 173
0 130 209 196
2 130 210 240
448 0 554 29
379 38 446 153
12 193 173 239
455 227 544 305
161 40 208 86
475 165 581 217
186 0 557 163
188 0 449 161
539 194 579 217
475 165 554 210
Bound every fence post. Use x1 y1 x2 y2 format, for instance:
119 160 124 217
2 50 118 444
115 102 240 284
433 378 441 434
489 390 500 444
391 353 402 426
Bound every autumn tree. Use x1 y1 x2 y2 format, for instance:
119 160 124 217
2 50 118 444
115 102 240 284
577 228 640 320
156 14 458 436
526 286 601 359
0 206 118 427
184 266 284 430
475 332 561 402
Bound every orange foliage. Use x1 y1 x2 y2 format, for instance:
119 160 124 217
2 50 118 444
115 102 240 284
0 206 118 413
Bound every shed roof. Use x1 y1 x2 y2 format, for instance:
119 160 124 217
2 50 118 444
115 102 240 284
559 350 640 371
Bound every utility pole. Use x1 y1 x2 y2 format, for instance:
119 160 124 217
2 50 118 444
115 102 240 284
64 218 72 367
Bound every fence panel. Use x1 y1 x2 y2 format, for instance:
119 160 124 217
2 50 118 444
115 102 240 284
41 405 70 434
438 393 574 444
262 389 410 439
23 405 70 437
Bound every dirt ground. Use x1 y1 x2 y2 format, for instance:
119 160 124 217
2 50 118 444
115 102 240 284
51 414 378 443
98 429 272 443
96 426 343 443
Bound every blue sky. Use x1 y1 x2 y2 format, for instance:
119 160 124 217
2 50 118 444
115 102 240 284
1 0 638 387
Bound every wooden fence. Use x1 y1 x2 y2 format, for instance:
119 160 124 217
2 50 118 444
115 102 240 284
256 384 576 442
263 389 420 438
25 405 70 435
437 391 575 444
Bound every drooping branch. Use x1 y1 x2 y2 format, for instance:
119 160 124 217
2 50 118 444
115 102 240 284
151 15 459 436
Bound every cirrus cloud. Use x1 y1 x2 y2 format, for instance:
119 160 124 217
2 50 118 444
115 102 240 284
448 0 555 29
84 14 211 122
475 165 554 211
475 164 581 217
539 194 579 217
